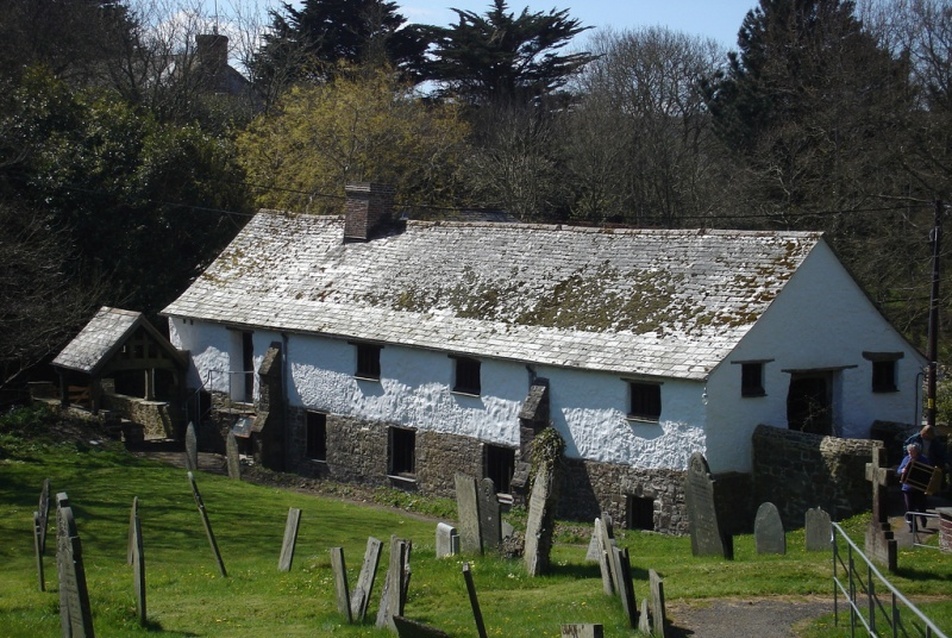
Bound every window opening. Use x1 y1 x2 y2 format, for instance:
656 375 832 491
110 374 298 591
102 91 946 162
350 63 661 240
871 360 897 393
389 427 416 476
741 362 765 397
484 445 515 494
241 330 254 402
355 343 381 380
626 495 655 531
629 382 661 421
453 356 481 395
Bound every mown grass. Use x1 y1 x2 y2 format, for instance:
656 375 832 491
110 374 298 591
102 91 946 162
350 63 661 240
1 405 950 637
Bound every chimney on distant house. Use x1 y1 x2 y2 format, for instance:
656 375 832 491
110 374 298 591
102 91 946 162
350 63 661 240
343 183 396 242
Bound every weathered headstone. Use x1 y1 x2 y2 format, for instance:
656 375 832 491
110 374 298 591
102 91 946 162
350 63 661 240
524 464 557 576
648 569 667 638
754 502 786 555
350 536 383 622
613 546 638 629
127 496 139 565
478 478 502 551
330 547 353 623
684 452 732 559
33 510 45 592
562 624 604 638
462 562 488 638
185 422 198 472
225 431 241 480
393 616 451 638
278 507 301 572
130 499 146 626
595 515 618 595
455 473 482 554
56 492 95 638
187 471 227 577
435 522 459 558
864 446 897 571
38 478 50 553
804 507 832 551
638 598 651 635
376 536 411 630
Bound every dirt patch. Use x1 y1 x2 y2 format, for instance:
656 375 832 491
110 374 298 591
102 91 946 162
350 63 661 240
665 595 834 637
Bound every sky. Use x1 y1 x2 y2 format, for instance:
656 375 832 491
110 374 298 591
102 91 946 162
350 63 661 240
396 0 759 50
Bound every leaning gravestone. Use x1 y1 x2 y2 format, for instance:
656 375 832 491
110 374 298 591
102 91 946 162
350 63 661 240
33 510 45 591
754 502 786 555
638 598 651 635
478 478 502 551
524 464 557 576
350 536 383 622
684 452 732 559
455 473 482 554
185 422 198 472
129 498 146 626
562 624 604 638
329 547 352 623
56 492 95 638
38 478 51 554
278 508 301 572
187 472 227 577
595 514 618 595
648 569 667 638
376 536 411 631
393 616 451 638
804 507 832 551
225 431 241 480
613 546 638 629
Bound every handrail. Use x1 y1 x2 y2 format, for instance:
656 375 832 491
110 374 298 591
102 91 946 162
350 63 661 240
832 521 947 638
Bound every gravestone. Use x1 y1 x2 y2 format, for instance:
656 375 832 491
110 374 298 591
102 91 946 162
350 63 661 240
38 478 50 553
478 478 502 551
455 473 482 554
754 502 786 555
376 536 411 631
864 446 897 571
804 507 832 551
561 624 604 638
613 545 638 629
648 569 667 638
638 599 651 635
225 432 241 480
185 422 198 472
524 464 557 576
435 522 459 558
278 508 301 572
127 496 139 565
595 514 618 595
33 510 45 591
188 472 227 577
684 452 732 559
130 499 146 626
393 616 451 638
350 536 383 622
462 562 488 638
56 492 95 638
330 547 352 623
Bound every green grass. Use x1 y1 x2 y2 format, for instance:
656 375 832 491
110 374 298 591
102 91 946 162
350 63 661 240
1 406 951 637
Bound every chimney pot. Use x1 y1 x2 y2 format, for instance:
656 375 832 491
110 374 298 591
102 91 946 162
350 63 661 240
343 183 395 242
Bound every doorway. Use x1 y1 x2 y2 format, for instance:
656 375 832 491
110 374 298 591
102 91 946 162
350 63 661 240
787 372 833 435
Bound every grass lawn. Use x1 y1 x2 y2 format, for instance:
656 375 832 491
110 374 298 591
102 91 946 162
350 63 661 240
1 405 950 636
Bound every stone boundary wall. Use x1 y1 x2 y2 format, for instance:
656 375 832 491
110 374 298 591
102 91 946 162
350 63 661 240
102 393 175 438
752 423 877 528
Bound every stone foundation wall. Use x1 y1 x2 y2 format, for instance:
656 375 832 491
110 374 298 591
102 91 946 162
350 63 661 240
752 423 878 527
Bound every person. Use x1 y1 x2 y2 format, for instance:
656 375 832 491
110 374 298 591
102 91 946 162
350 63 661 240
905 424 949 495
898 442 932 531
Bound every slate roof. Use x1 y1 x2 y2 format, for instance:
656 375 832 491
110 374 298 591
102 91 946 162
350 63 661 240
53 306 183 374
162 211 825 381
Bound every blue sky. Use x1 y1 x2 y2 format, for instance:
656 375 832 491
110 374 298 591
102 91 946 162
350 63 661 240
397 1 759 50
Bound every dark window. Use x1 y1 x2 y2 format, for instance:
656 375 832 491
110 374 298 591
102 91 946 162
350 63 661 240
453 357 481 395
629 382 661 421
484 445 516 494
741 362 765 397
241 330 254 402
389 427 415 476
305 411 327 461
355 343 381 379
625 495 655 531
872 360 897 393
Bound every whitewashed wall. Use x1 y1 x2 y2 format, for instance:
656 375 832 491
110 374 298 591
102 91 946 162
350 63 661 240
704 240 925 474
169 317 710 471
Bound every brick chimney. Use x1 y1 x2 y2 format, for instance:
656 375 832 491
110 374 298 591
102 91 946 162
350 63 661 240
343 183 395 242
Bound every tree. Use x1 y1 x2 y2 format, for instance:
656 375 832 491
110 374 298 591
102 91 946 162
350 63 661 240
236 67 470 213
562 27 731 226
424 0 595 106
250 0 429 101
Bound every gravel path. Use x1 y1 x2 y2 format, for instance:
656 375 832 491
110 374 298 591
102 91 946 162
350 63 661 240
665 596 835 637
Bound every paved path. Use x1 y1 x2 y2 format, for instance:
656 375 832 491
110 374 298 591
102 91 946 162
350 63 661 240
665 596 834 638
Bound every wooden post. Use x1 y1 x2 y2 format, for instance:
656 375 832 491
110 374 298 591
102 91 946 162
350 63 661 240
462 562 488 638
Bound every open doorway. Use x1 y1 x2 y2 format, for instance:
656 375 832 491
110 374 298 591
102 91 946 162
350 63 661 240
787 372 833 435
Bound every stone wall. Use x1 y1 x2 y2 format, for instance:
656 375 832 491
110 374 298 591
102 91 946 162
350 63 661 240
102 393 176 438
752 423 877 527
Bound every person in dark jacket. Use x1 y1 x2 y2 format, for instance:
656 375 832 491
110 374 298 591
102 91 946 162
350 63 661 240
898 442 932 531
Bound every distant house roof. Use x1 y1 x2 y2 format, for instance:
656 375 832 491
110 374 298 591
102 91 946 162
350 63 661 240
53 306 184 375
162 211 825 381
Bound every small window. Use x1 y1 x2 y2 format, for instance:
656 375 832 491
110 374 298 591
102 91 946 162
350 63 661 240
305 411 327 461
389 427 415 476
453 356 481 395
355 343 381 380
872 360 897 393
741 362 765 397
625 495 655 531
484 445 516 494
629 382 661 422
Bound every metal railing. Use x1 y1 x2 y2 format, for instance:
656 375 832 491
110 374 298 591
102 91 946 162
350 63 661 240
832 521 948 638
